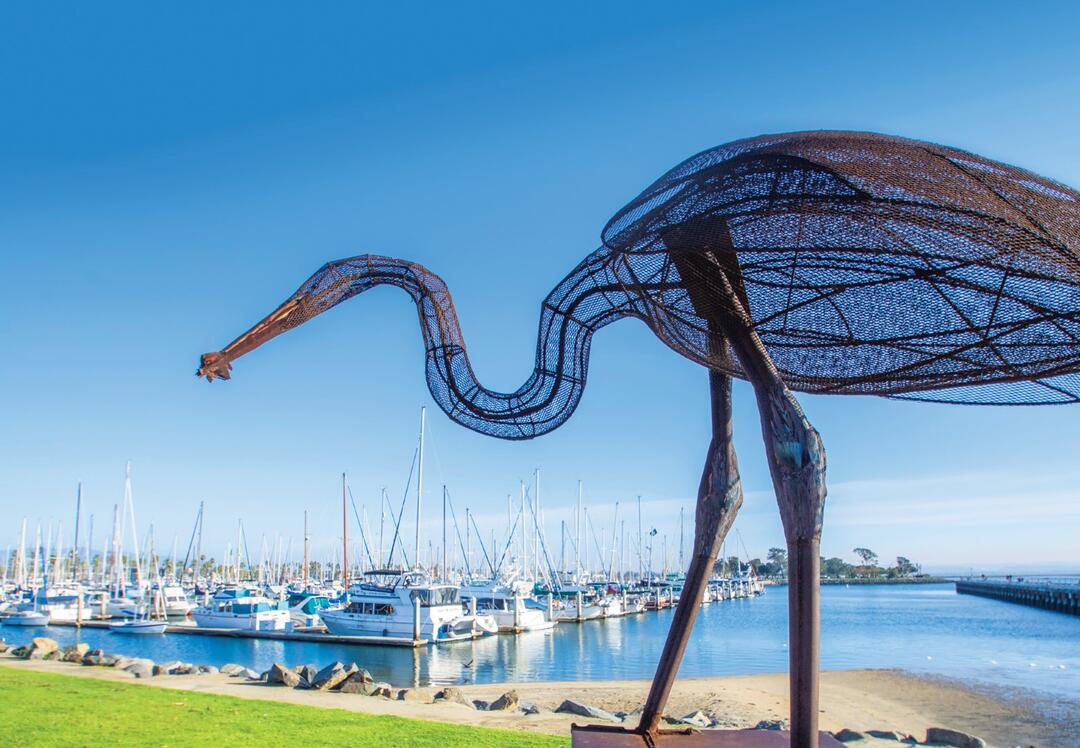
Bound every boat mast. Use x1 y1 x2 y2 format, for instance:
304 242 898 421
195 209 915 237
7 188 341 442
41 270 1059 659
71 482 82 583
637 494 643 581
576 481 582 581
441 485 447 583
123 462 142 591
342 472 349 591
15 518 26 590
679 506 684 573
303 510 309 588
414 406 425 570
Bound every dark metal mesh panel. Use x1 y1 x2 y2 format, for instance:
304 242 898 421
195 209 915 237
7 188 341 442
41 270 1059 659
603 131 1080 405
199 131 1080 439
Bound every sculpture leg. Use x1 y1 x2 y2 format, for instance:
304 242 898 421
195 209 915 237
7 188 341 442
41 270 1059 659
748 377 827 748
638 370 744 736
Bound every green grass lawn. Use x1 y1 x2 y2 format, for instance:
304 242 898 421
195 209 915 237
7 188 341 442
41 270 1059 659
0 665 569 748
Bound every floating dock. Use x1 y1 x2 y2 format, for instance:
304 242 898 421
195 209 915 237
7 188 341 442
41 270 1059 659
955 580 1080 616
43 619 428 646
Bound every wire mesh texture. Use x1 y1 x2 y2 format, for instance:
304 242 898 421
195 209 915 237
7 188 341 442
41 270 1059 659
199 131 1080 439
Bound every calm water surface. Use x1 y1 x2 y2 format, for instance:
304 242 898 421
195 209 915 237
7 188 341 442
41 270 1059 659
16 584 1080 698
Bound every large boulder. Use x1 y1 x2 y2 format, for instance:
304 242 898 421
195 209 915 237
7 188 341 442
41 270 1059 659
265 663 300 687
925 727 986 748
311 662 350 691
153 660 184 676
220 663 247 676
371 682 394 698
833 729 867 743
0 639 8 653
123 659 156 679
489 690 519 711
555 699 621 723
397 687 434 703
434 687 474 708
296 664 318 688
196 665 218 675
242 668 262 681
339 674 380 695
31 637 59 656
62 643 89 662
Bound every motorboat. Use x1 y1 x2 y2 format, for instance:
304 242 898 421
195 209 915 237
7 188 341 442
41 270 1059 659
460 578 555 632
321 570 495 642
191 594 290 631
284 592 331 628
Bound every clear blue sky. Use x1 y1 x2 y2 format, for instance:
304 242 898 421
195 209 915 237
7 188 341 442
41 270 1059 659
2 2 1078 573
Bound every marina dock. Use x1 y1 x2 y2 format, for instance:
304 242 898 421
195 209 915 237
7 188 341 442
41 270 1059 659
955 579 1080 616
45 619 428 646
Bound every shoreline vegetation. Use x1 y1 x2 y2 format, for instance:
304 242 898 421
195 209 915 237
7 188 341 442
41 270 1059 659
1 644 1071 747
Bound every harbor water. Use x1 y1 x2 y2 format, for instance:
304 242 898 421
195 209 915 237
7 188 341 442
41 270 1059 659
13 584 1080 699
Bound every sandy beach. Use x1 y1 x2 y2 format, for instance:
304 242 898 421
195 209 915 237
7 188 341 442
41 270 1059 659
1 654 1072 747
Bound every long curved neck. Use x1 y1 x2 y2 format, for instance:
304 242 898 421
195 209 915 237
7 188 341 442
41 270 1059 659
199 251 641 439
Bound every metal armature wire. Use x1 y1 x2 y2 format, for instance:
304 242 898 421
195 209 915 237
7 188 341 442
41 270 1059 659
199 131 1080 440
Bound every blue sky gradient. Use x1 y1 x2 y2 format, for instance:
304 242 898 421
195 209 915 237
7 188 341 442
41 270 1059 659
2 2 1079 571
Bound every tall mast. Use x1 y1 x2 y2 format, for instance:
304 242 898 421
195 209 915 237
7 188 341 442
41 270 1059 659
441 485 447 583
303 510 309 588
534 469 541 580
15 518 26 589
378 487 387 568
637 494 643 580
124 462 142 590
414 406 425 569
465 507 471 577
576 480 582 579
71 482 82 582
342 472 349 591
520 481 527 578
679 506 684 572
194 501 204 584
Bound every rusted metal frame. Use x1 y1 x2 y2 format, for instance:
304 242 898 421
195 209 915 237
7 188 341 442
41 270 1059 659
713 270 826 748
637 369 744 737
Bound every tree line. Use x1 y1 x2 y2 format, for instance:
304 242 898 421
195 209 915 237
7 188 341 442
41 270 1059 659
728 547 924 580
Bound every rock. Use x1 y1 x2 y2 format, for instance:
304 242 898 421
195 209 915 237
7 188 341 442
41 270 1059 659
925 727 986 748
754 719 789 731
296 664 318 688
10 646 27 658
680 710 711 728
43 650 62 661
266 663 301 687
242 668 262 681
63 643 89 660
31 637 59 656
220 663 246 676
155 660 184 675
372 682 394 698
397 688 434 703
434 687 474 708
100 655 119 667
196 665 218 675
867 729 903 741
339 675 380 696
0 640 8 653
555 699 622 723
833 728 867 743
311 661 350 691
123 660 155 679
472 700 491 711
520 701 541 715
173 663 195 675
489 690 519 711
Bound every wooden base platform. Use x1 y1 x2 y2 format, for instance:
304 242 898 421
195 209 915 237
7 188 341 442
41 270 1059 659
571 725 843 747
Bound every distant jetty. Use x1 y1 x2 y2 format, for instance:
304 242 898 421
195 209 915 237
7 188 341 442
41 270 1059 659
956 579 1080 616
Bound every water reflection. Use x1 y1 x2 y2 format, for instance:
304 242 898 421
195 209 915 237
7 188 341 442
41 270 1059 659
19 585 1080 698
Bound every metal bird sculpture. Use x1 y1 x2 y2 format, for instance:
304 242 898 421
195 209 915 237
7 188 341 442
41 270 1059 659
198 131 1080 746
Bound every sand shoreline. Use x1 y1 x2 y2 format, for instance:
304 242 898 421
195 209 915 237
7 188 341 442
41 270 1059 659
0 654 1072 747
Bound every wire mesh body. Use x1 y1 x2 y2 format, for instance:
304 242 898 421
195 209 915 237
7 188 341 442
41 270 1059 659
199 130 1080 439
